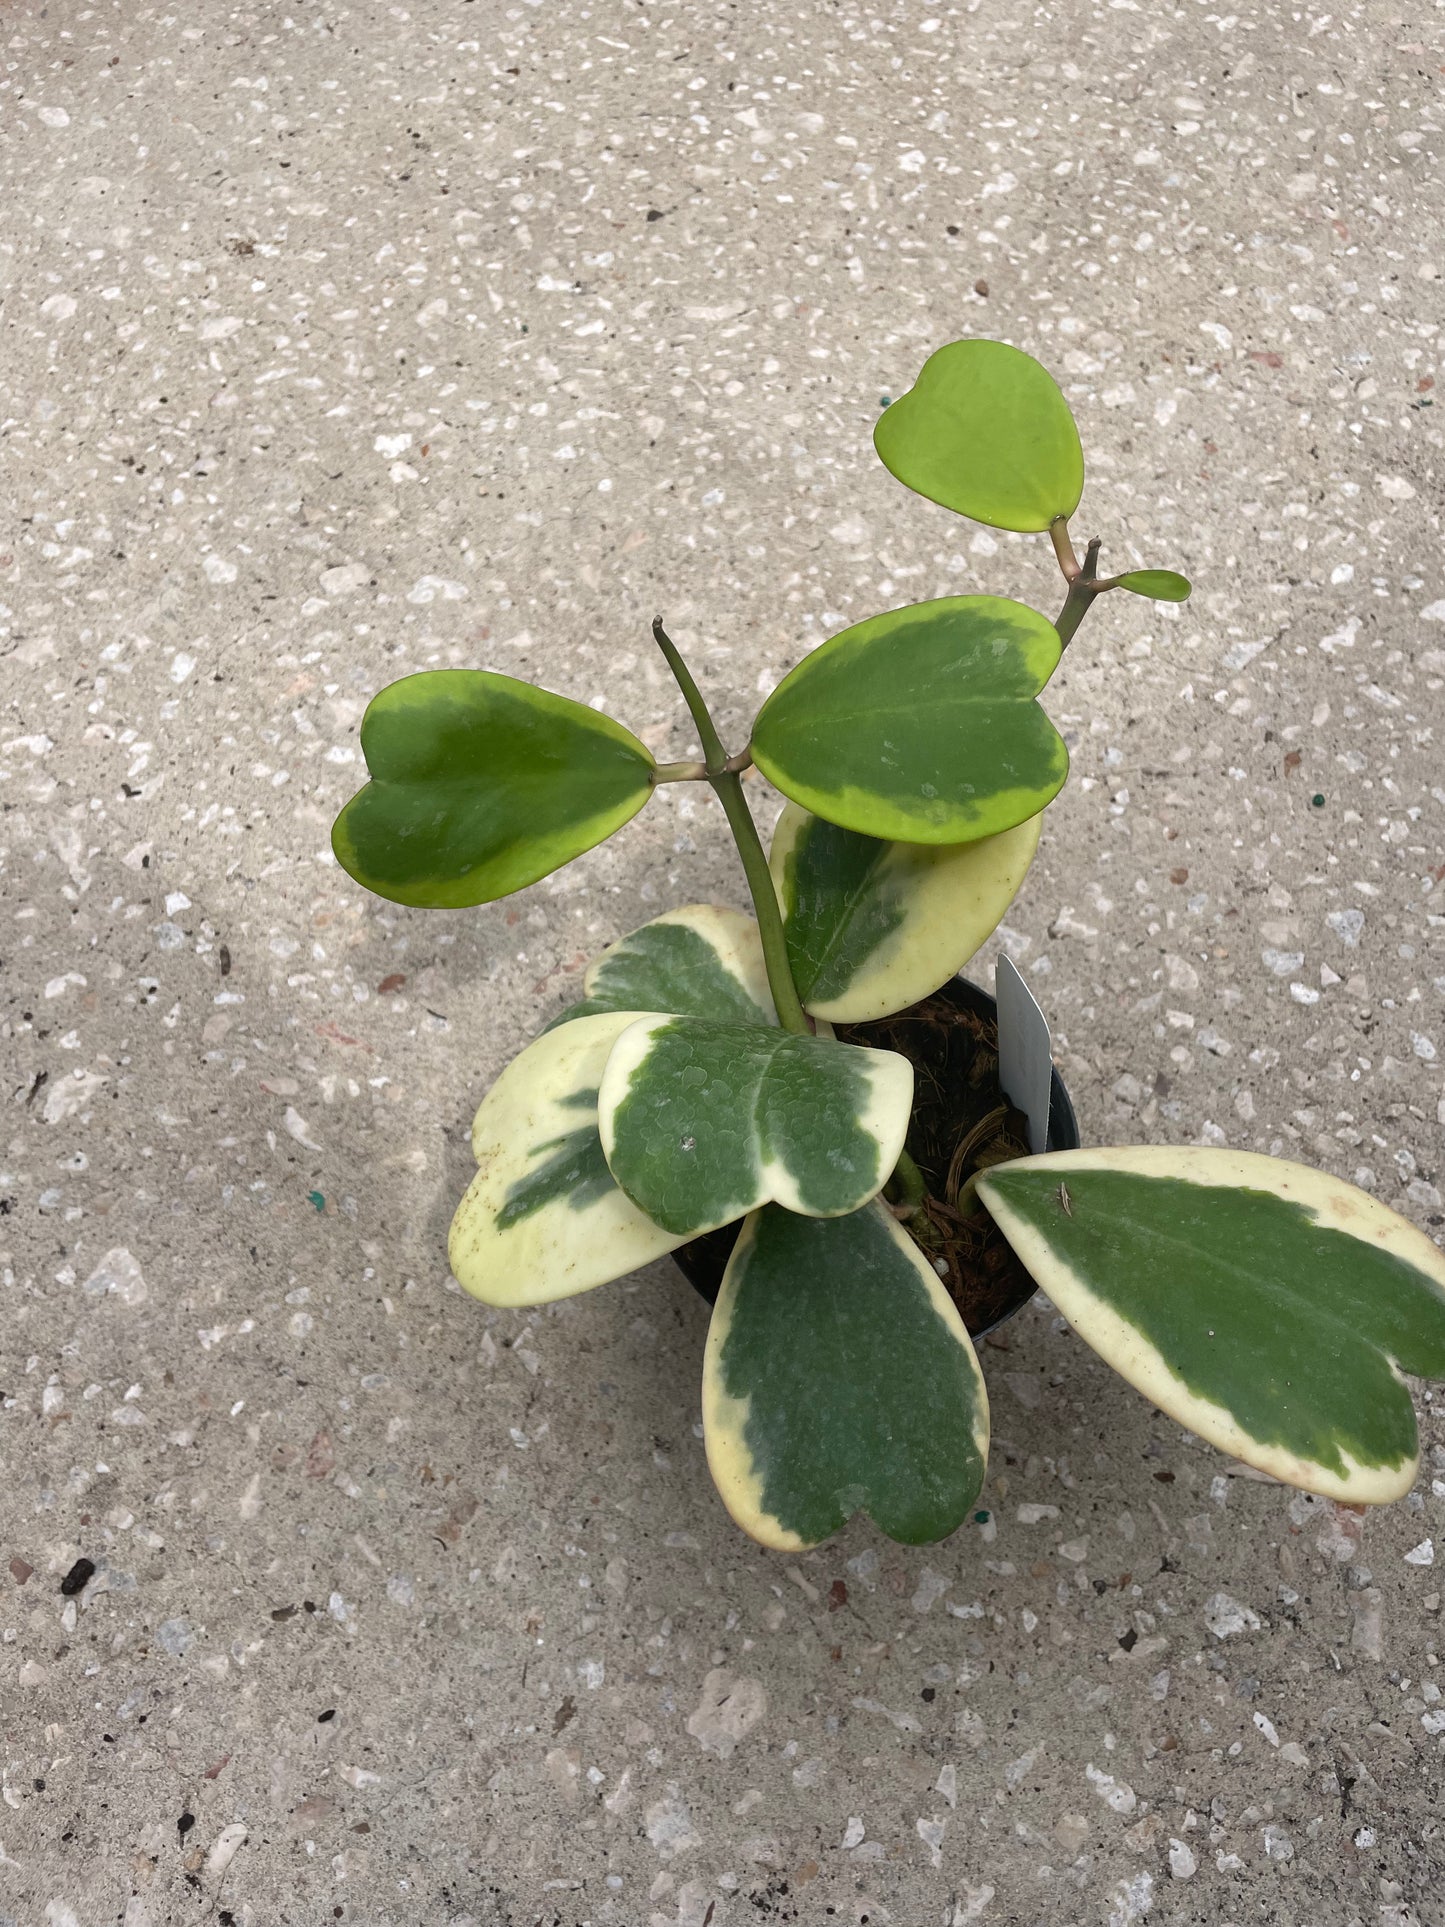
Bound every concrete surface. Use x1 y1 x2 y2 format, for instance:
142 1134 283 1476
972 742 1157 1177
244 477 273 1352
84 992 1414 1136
1 0 1443 1921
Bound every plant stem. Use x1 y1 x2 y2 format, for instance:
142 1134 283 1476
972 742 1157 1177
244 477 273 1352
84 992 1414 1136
651 617 729 768
1051 535 1106 650
652 617 811 1035
710 769 811 1034
889 1146 927 1215
653 759 709 784
1048 515 1082 582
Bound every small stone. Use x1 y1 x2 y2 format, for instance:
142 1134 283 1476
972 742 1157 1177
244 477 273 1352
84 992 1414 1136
1204 1591 1261 1639
1168 1839 1197 1879
685 1669 766 1759
156 1617 194 1657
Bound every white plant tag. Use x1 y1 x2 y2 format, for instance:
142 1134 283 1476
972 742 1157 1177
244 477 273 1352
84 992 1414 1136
995 954 1053 1154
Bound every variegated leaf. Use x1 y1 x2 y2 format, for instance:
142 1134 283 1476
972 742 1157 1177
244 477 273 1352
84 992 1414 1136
547 904 775 1031
978 1147 1445 1504
704 1202 990 1548
449 1011 686 1307
749 595 1068 846
598 1017 912 1238
769 801 1041 1022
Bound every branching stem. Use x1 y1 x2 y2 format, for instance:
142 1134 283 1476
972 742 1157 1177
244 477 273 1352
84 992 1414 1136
1051 533 1108 650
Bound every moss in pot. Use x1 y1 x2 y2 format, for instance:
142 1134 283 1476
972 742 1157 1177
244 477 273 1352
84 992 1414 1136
330 337 1445 1551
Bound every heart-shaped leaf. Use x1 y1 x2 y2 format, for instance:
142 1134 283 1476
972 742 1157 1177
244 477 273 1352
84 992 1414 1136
449 1010 688 1307
750 595 1068 845
770 802 1041 1022
874 338 1084 533
547 905 776 1032
704 1202 990 1547
332 669 655 908
978 1147 1445 1503
598 1017 912 1238
1115 569 1191 603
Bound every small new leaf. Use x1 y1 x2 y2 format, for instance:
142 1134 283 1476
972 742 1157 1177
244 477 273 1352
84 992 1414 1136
1114 569 1192 602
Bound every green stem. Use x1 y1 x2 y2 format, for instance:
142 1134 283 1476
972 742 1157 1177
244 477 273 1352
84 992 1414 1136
710 769 811 1035
651 617 729 768
1051 535 1106 650
652 617 811 1036
889 1146 927 1213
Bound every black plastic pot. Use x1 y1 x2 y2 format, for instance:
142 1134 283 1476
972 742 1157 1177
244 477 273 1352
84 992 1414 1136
672 972 1081 1336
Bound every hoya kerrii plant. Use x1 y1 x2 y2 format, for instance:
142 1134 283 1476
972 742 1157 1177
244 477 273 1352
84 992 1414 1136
332 338 1445 1552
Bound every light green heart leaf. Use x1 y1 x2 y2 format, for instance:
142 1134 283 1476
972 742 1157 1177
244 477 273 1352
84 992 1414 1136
978 1147 1445 1504
750 595 1068 845
704 1202 990 1548
449 1010 686 1307
770 801 1042 1022
874 338 1084 533
598 1017 912 1238
547 905 776 1032
332 669 655 908
1115 569 1192 603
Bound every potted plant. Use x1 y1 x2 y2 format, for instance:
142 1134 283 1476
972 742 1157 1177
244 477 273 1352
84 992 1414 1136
330 338 1445 1552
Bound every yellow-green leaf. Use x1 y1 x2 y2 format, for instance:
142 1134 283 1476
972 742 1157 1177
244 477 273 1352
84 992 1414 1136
874 338 1084 534
750 595 1068 845
547 905 775 1031
332 670 655 908
1115 569 1191 603
449 1011 686 1307
770 802 1041 1022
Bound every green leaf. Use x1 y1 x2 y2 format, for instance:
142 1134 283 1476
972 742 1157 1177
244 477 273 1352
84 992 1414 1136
977 1147 1445 1504
750 595 1068 845
332 669 655 908
1115 569 1192 603
770 801 1041 1022
704 1202 990 1548
547 905 776 1032
449 1010 687 1306
874 338 1084 533
597 1017 912 1238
